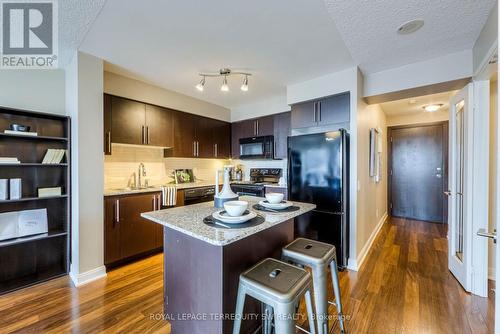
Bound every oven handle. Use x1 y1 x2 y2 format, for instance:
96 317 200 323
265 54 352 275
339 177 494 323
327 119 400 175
237 191 259 197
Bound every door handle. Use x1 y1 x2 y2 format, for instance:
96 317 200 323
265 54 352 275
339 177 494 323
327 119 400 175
477 228 497 243
444 190 452 196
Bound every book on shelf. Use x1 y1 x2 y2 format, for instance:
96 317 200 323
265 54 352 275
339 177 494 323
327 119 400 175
0 157 20 164
41 149 66 164
4 130 38 136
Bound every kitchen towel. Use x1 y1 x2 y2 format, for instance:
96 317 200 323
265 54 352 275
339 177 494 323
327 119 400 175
162 186 177 207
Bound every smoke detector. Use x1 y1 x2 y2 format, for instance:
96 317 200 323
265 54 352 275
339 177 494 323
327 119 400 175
397 19 424 35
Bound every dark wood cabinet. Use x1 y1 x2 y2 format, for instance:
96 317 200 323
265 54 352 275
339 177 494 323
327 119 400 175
104 192 163 267
273 112 291 159
213 120 231 158
172 111 197 158
111 96 146 145
231 113 290 159
104 94 112 155
291 93 350 129
145 105 174 148
196 117 215 158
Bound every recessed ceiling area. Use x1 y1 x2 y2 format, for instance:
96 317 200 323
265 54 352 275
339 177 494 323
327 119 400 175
323 0 496 73
380 90 457 117
80 0 354 109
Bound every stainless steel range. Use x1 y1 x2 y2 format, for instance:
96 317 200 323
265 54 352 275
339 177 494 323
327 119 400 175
230 168 282 197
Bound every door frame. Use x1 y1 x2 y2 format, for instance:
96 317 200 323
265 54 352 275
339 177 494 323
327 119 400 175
387 121 449 223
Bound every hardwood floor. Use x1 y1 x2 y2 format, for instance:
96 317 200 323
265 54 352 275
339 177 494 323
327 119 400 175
0 217 495 333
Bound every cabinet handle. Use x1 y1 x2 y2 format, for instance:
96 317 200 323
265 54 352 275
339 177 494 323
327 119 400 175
106 131 111 154
157 195 161 210
115 199 120 223
313 102 317 123
153 196 156 211
318 102 322 122
193 141 196 157
146 126 150 145
256 120 259 135
197 141 200 157
141 126 145 144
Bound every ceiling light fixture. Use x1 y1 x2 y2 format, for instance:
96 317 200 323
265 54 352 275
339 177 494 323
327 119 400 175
241 75 249 92
221 76 229 92
195 76 206 91
423 104 443 112
195 68 252 93
397 19 424 35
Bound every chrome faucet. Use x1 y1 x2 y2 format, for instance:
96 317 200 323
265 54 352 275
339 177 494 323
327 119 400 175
138 163 147 188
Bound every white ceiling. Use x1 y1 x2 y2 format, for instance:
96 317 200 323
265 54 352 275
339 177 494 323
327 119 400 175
58 0 106 67
79 0 355 109
380 90 458 116
323 0 496 74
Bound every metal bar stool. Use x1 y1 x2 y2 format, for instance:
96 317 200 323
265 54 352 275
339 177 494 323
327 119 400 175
233 258 317 334
282 238 346 334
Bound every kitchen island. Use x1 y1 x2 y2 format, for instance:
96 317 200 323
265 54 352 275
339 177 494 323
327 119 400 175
141 196 315 334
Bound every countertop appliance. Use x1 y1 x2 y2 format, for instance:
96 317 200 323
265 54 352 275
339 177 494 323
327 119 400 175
231 168 282 197
239 135 274 159
184 186 216 205
288 130 349 269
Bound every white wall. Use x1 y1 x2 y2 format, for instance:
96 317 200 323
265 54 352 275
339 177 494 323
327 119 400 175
386 109 449 127
231 94 290 122
66 51 106 285
104 71 231 121
0 70 65 115
364 50 473 98
473 2 498 76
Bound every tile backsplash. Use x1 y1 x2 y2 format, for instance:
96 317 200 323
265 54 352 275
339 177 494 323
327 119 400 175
104 144 229 189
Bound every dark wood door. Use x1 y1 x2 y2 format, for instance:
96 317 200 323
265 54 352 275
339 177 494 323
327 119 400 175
104 197 121 265
318 93 350 126
212 120 231 158
119 194 158 259
111 96 146 145
103 94 112 155
173 111 197 157
146 105 174 147
389 123 448 223
291 101 316 129
196 117 215 158
256 115 274 136
273 112 291 159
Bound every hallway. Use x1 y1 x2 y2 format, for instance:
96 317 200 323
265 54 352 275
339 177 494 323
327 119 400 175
332 217 495 333
0 218 495 333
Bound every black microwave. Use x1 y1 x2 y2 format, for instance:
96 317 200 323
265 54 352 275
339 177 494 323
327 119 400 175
239 136 274 159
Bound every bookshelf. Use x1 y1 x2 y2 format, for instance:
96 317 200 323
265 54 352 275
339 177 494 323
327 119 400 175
0 106 70 294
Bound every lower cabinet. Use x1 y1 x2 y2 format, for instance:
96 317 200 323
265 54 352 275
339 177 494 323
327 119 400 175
104 192 164 267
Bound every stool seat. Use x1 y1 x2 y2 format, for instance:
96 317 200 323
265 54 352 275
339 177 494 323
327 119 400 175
241 258 309 303
233 258 317 334
283 238 336 265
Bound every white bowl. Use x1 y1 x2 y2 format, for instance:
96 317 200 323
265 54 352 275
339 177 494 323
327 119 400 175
265 192 284 204
223 200 248 217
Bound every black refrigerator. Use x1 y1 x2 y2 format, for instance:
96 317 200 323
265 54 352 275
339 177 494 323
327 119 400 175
288 130 349 269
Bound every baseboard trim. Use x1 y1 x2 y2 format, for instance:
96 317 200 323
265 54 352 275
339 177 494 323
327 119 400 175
353 213 388 271
70 265 107 287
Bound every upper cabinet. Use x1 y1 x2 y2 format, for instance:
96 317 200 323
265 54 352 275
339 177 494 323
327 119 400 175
231 113 290 159
145 105 174 148
171 110 231 159
104 94 174 153
291 93 350 129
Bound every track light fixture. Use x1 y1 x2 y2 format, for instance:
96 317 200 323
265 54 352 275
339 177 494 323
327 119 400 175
195 68 251 93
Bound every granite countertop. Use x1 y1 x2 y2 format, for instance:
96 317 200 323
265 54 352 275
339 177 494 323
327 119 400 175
104 180 218 196
141 196 315 246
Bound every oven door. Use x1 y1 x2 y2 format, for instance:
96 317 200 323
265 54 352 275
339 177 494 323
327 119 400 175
239 136 274 159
